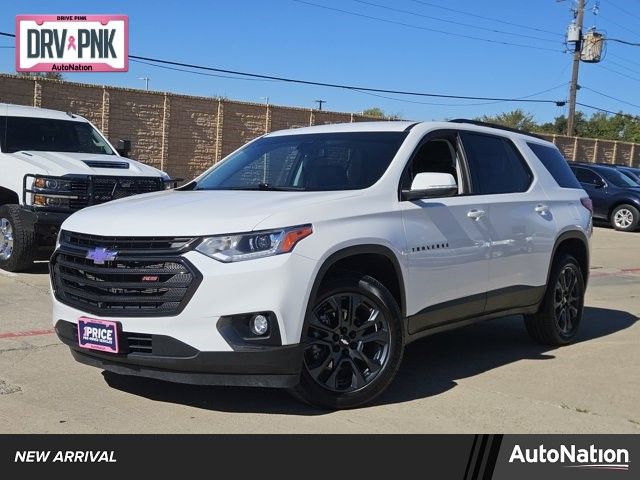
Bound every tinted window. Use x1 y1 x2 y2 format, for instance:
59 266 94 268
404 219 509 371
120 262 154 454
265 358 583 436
461 133 532 194
0 116 114 155
195 132 407 191
619 167 640 183
527 142 582 189
571 167 602 186
600 168 639 187
0 116 5 152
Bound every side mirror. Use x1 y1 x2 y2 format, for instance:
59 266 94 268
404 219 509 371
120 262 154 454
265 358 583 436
402 172 458 201
594 178 606 188
116 139 132 158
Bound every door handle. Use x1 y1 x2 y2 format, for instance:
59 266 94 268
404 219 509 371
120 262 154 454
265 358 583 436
467 209 486 220
535 204 549 214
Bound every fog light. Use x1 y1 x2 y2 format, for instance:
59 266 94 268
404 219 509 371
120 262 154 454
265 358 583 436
250 314 269 336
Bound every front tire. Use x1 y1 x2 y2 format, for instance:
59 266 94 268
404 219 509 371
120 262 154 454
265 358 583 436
291 272 404 409
0 205 36 272
524 253 585 346
611 204 639 232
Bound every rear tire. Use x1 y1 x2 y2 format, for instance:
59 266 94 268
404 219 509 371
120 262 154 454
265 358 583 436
0 205 36 272
524 253 584 346
291 271 403 409
610 204 639 232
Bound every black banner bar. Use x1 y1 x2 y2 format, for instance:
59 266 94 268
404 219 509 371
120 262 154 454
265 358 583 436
0 435 636 479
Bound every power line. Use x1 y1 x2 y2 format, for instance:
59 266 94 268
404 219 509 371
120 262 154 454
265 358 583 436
598 14 640 38
0 30 566 103
6 29 638 119
128 54 566 103
577 102 640 120
351 0 559 43
606 37 640 47
603 0 640 22
133 55 569 107
581 86 640 110
130 58 279 82
408 0 563 37
354 82 569 107
606 59 640 76
290 0 564 53
608 52 640 69
599 64 640 83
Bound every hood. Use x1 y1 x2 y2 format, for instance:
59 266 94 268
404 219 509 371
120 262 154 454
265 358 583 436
61 189 360 236
9 151 165 177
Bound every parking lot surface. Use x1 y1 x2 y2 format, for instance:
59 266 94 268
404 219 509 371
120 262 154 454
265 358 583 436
0 227 638 433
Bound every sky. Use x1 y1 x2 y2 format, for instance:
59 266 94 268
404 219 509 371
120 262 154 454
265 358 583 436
1 0 639 122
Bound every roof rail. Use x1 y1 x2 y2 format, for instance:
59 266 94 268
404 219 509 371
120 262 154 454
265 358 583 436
449 118 547 141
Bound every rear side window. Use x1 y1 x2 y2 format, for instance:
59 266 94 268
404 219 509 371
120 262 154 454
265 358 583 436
571 166 602 186
527 142 582 189
461 132 532 194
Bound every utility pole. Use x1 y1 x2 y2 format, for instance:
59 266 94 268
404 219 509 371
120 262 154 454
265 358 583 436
138 76 150 91
314 99 326 111
567 0 585 136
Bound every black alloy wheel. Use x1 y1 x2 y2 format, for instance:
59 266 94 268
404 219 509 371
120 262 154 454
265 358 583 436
304 292 391 393
291 272 403 409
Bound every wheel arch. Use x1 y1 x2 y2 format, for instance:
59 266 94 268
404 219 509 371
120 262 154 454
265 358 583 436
548 230 590 288
300 244 407 341
0 186 19 206
608 199 640 219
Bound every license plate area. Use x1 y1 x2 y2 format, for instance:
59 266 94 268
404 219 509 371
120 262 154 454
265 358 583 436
77 317 120 354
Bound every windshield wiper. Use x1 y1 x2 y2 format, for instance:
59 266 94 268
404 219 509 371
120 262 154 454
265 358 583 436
196 184 305 191
221 183 304 191
257 182 304 191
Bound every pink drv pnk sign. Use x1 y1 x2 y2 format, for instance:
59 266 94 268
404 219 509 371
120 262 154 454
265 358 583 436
16 15 128 72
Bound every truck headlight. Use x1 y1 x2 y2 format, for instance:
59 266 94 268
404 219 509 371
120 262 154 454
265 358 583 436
195 225 313 262
33 177 73 191
28 175 79 207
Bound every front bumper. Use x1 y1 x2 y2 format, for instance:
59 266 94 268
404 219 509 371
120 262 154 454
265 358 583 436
55 320 303 388
19 206 71 245
52 248 319 386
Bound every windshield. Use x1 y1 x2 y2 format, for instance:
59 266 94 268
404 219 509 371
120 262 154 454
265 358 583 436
600 167 640 188
0 115 114 155
193 132 408 191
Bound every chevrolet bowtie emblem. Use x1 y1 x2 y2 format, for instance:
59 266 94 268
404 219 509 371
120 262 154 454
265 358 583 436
85 247 118 265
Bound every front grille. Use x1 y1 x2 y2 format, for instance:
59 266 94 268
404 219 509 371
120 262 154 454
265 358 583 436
92 176 163 202
51 232 202 317
65 176 164 210
60 231 196 255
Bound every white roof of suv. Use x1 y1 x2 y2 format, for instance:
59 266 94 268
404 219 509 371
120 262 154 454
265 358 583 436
265 119 551 145
0 102 86 122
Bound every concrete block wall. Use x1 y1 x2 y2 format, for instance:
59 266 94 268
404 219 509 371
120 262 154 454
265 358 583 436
1 74 638 183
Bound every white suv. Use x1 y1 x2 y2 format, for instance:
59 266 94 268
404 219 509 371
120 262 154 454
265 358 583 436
50 120 592 409
0 103 170 272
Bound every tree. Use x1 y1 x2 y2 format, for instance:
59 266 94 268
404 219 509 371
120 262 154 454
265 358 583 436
477 109 537 131
18 71 64 80
361 107 386 118
361 107 402 120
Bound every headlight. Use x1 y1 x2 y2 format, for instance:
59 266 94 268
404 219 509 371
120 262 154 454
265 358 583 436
196 225 313 262
28 175 79 208
33 177 73 191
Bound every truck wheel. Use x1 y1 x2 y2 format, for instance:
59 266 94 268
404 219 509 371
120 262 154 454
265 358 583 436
0 205 36 272
291 271 403 409
524 253 585 346
611 204 639 232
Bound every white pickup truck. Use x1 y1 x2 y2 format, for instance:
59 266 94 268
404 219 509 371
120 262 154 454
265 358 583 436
0 103 171 272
